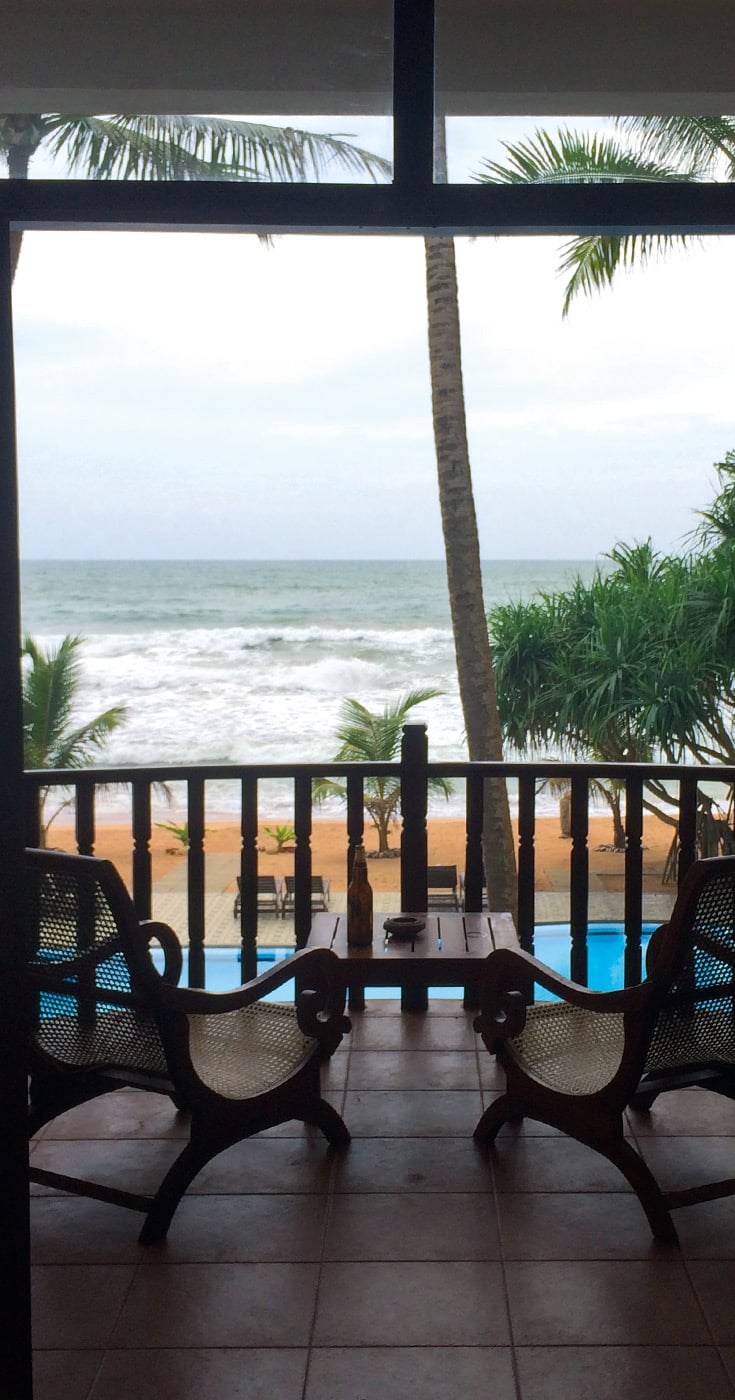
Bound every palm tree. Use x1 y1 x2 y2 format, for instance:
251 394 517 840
314 689 452 855
23 633 126 841
475 118 734 312
425 123 518 919
1 112 391 282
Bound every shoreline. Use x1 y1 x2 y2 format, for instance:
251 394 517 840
47 811 675 894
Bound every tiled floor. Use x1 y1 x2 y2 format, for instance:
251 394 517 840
29 999 735 1399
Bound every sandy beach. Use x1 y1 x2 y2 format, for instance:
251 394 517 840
48 810 676 896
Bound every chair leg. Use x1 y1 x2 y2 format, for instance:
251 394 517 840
597 1135 678 1243
305 1098 351 1150
139 1139 215 1244
473 1093 524 1145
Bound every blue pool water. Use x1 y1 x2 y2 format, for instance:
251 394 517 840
174 923 658 1000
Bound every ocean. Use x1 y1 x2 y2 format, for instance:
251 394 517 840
20 558 601 820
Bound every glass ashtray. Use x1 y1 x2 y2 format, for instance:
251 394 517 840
383 915 426 940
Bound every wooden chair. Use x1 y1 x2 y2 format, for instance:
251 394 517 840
473 855 735 1242
26 847 350 1243
233 873 284 919
280 875 330 918
427 864 460 910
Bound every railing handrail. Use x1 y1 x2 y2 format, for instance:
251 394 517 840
23 725 735 992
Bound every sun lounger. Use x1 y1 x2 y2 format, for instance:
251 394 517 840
281 875 330 917
233 874 284 919
427 864 460 910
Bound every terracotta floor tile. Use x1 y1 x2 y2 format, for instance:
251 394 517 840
36 1088 189 1141
676 1198 735 1259
627 1088 735 1137
31 1197 147 1264
349 1010 476 1050
506 1260 708 1345
110 1262 319 1348
515 1346 735 1400
497 1191 674 1259
29 1138 182 1198
192 1136 337 1194
313 1261 510 1345
32 1265 137 1349
152 1193 329 1262
305 1346 516 1400
343 1089 482 1136
89 1348 308 1399
347 1049 481 1090
32 1350 104 1400
324 1191 500 1260
332 1136 493 1193
490 1136 637 1193
635 1137 735 1195
688 1262 735 1343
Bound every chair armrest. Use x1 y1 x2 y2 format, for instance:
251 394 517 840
151 945 347 1027
137 920 184 986
474 946 654 1050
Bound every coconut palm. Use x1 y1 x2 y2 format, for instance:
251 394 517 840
425 122 517 918
475 118 733 312
1 112 391 281
314 689 452 855
23 633 126 841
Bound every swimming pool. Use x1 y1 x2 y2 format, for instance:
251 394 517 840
169 923 658 1001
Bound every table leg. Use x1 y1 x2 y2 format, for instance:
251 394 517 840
401 984 429 1013
348 984 366 1012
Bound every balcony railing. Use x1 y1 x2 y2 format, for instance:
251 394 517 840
23 724 735 991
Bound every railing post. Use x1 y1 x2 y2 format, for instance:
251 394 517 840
187 779 206 987
346 773 364 885
239 775 259 983
569 771 589 986
624 773 644 985
463 768 484 913
132 780 152 918
401 723 428 912
679 773 698 884
76 781 96 855
517 773 536 955
293 774 313 949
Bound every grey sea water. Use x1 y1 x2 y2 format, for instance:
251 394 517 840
21 558 601 817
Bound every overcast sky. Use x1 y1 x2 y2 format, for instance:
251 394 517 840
9 116 735 561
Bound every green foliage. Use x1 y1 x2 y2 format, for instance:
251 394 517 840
154 820 192 851
264 824 296 851
314 689 452 855
488 458 735 855
475 116 729 314
23 634 126 839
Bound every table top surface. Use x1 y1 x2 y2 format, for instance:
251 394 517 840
307 910 517 964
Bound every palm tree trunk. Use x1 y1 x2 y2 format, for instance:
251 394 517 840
424 234 517 918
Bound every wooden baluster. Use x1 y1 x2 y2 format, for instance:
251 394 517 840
401 723 428 912
293 775 313 950
75 782 95 855
569 771 589 986
624 773 643 985
132 780 152 919
239 775 258 982
463 769 484 913
517 772 536 956
187 779 206 988
678 772 698 884
346 773 364 884
23 776 41 848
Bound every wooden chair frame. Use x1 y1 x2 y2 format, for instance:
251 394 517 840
26 848 350 1243
474 855 735 1242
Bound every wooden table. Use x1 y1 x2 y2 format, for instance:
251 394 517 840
306 911 519 1012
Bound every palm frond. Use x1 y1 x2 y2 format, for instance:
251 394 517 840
616 115 735 178
476 127 697 187
43 115 391 184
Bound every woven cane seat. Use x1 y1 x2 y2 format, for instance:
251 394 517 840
188 1001 316 1099
511 1001 625 1096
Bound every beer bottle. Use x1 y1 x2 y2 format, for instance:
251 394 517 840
347 842 373 946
